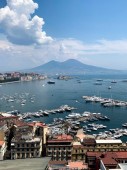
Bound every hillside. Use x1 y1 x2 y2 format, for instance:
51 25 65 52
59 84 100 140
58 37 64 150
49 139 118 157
29 59 123 75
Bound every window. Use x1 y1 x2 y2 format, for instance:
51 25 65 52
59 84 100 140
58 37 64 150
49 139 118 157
31 144 34 147
26 153 29 158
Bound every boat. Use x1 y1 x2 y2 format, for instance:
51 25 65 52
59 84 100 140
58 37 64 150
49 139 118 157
96 79 103 81
108 86 112 89
111 80 117 83
94 82 102 85
67 113 81 119
122 123 127 128
47 80 55 84
43 111 49 116
33 113 40 117
8 99 14 102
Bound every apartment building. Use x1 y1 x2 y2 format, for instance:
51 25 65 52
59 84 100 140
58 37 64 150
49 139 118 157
10 120 48 159
95 139 126 152
11 136 42 159
72 138 96 161
46 134 73 160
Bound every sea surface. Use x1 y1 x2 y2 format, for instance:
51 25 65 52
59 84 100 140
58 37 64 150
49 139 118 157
1 74 127 141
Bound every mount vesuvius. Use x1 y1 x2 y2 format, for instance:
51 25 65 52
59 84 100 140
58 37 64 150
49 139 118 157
29 59 123 75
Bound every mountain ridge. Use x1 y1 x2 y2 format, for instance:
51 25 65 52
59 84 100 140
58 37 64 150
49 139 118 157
28 59 125 75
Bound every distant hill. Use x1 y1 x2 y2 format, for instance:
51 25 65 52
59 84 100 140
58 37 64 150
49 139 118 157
28 59 126 75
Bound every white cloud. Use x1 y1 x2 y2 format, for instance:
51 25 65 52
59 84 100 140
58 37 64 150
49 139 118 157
0 0 52 45
1 37 127 71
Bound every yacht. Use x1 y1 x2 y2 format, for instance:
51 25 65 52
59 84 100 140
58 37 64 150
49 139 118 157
111 80 117 83
94 82 102 85
47 80 55 84
67 113 81 118
43 111 49 116
96 79 103 81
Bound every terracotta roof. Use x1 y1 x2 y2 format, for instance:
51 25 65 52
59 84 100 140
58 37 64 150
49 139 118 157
57 134 73 140
102 157 117 166
87 152 117 159
0 141 4 146
49 160 67 165
48 134 73 143
28 122 47 128
68 161 88 169
87 152 118 166
48 140 72 143
14 120 28 127
0 115 18 120
86 151 102 157
115 152 127 159
47 134 73 143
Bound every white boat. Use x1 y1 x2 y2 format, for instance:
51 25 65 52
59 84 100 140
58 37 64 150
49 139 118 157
34 113 40 117
115 102 126 107
43 111 49 116
103 101 115 107
67 113 81 118
108 86 112 89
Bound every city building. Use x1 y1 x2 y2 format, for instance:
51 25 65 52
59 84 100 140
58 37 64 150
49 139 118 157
46 134 73 160
86 151 127 170
10 120 48 159
95 139 125 152
72 138 96 161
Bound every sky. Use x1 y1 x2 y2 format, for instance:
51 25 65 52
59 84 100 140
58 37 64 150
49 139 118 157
0 0 127 71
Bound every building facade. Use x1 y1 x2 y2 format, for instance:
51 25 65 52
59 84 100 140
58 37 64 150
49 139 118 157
46 134 73 161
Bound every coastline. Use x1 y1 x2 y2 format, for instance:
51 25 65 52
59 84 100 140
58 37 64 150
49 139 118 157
0 80 21 85
0 79 45 85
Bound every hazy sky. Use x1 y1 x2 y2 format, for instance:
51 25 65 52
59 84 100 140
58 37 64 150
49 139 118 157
0 0 127 71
